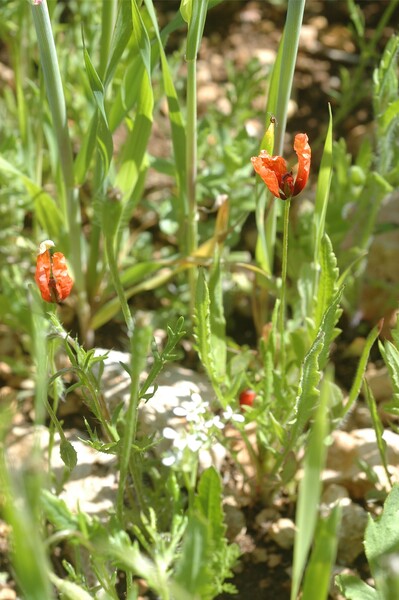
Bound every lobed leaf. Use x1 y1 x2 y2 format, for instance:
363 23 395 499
314 233 339 330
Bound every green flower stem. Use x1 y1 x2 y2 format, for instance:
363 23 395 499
105 235 135 337
266 0 304 375
117 322 152 521
279 199 291 380
274 0 306 155
104 221 150 518
31 1 90 341
186 57 198 313
183 0 208 316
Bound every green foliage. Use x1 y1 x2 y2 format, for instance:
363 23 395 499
301 505 341 600
379 339 399 417
291 373 332 600
373 35 399 176
174 468 239 598
343 323 381 418
337 485 399 600
194 267 225 402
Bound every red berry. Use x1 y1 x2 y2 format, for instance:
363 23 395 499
239 389 256 407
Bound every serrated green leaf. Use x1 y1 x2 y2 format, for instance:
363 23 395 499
49 573 93 600
318 285 344 370
314 104 333 259
380 98 399 133
41 490 78 531
288 331 324 460
174 513 211 597
194 467 225 545
194 269 216 378
336 574 380 600
366 485 399 571
315 234 339 329
373 35 399 104
379 339 399 405
174 468 238 599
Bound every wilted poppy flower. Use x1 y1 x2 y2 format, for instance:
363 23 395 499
251 133 311 200
35 240 73 303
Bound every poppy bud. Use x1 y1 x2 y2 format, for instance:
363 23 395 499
239 389 256 407
35 240 73 303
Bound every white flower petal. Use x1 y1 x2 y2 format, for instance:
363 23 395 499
162 455 176 466
174 437 188 451
191 392 202 404
173 407 188 417
187 438 202 452
223 406 234 419
163 427 178 440
232 413 245 423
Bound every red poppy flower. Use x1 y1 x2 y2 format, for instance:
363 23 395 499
35 240 73 303
239 389 256 408
251 133 311 200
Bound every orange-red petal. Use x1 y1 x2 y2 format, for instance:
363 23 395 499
51 252 73 301
35 250 73 303
293 133 311 196
251 151 289 198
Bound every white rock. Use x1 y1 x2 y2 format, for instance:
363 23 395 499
269 518 296 550
324 428 399 497
6 425 117 517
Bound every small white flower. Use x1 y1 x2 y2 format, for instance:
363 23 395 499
205 415 225 430
162 455 176 467
187 435 203 453
172 392 209 423
223 405 245 423
163 427 178 440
